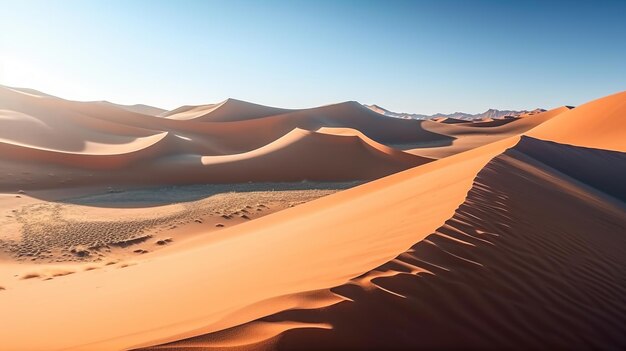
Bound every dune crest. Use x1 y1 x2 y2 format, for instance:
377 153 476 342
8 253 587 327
164 98 293 121
198 128 431 182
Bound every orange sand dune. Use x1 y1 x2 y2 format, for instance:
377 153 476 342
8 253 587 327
0 86 160 137
164 98 293 121
408 106 571 158
1 87 453 156
466 117 519 127
315 126 426 158
0 87 624 351
429 106 569 137
0 132 168 169
157 101 455 154
197 101 453 146
1 87 448 188
108 127 429 185
146 137 626 350
0 136 517 350
295 102 452 144
195 128 431 182
135 92 625 349
528 90 626 151
0 125 430 189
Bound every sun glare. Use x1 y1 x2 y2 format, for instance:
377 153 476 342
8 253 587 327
0 55 77 96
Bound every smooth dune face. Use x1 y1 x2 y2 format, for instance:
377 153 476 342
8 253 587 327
0 87 624 351
164 98 293 121
197 128 431 182
170 139 624 350
528 91 626 152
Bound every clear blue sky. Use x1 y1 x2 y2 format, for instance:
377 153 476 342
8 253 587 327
1 0 625 113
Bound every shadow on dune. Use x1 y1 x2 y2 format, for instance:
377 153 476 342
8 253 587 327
271 142 626 350
466 118 519 127
146 140 626 350
58 182 362 208
0 88 455 196
514 136 626 201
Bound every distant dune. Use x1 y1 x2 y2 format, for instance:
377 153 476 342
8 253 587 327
0 86 444 189
164 98 293 121
197 128 431 182
97 101 167 116
403 106 572 159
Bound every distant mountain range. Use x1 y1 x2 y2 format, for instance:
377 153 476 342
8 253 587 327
365 104 545 121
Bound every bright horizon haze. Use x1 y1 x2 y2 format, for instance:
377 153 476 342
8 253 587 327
1 0 625 114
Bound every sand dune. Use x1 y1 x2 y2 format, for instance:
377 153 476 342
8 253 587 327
528 90 626 152
0 87 446 189
0 87 624 351
97 101 166 116
0 132 168 169
196 128 431 182
0 135 517 350
513 136 626 200
404 106 571 159
438 117 471 124
466 117 519 127
293 102 451 144
159 101 455 154
164 98 293 121
134 93 624 349
0 86 160 137
144 137 626 350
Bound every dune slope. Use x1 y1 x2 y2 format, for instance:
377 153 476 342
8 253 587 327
528 90 626 152
164 98 293 122
149 138 626 350
1 87 447 189
0 136 516 351
194 128 431 182
1 87 624 351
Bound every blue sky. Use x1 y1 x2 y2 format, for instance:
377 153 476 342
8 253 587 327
1 0 625 113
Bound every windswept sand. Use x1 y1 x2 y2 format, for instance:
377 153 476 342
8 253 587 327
159 138 624 350
0 136 517 350
0 86 624 350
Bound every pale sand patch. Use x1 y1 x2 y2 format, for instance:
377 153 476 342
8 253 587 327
0 182 357 263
